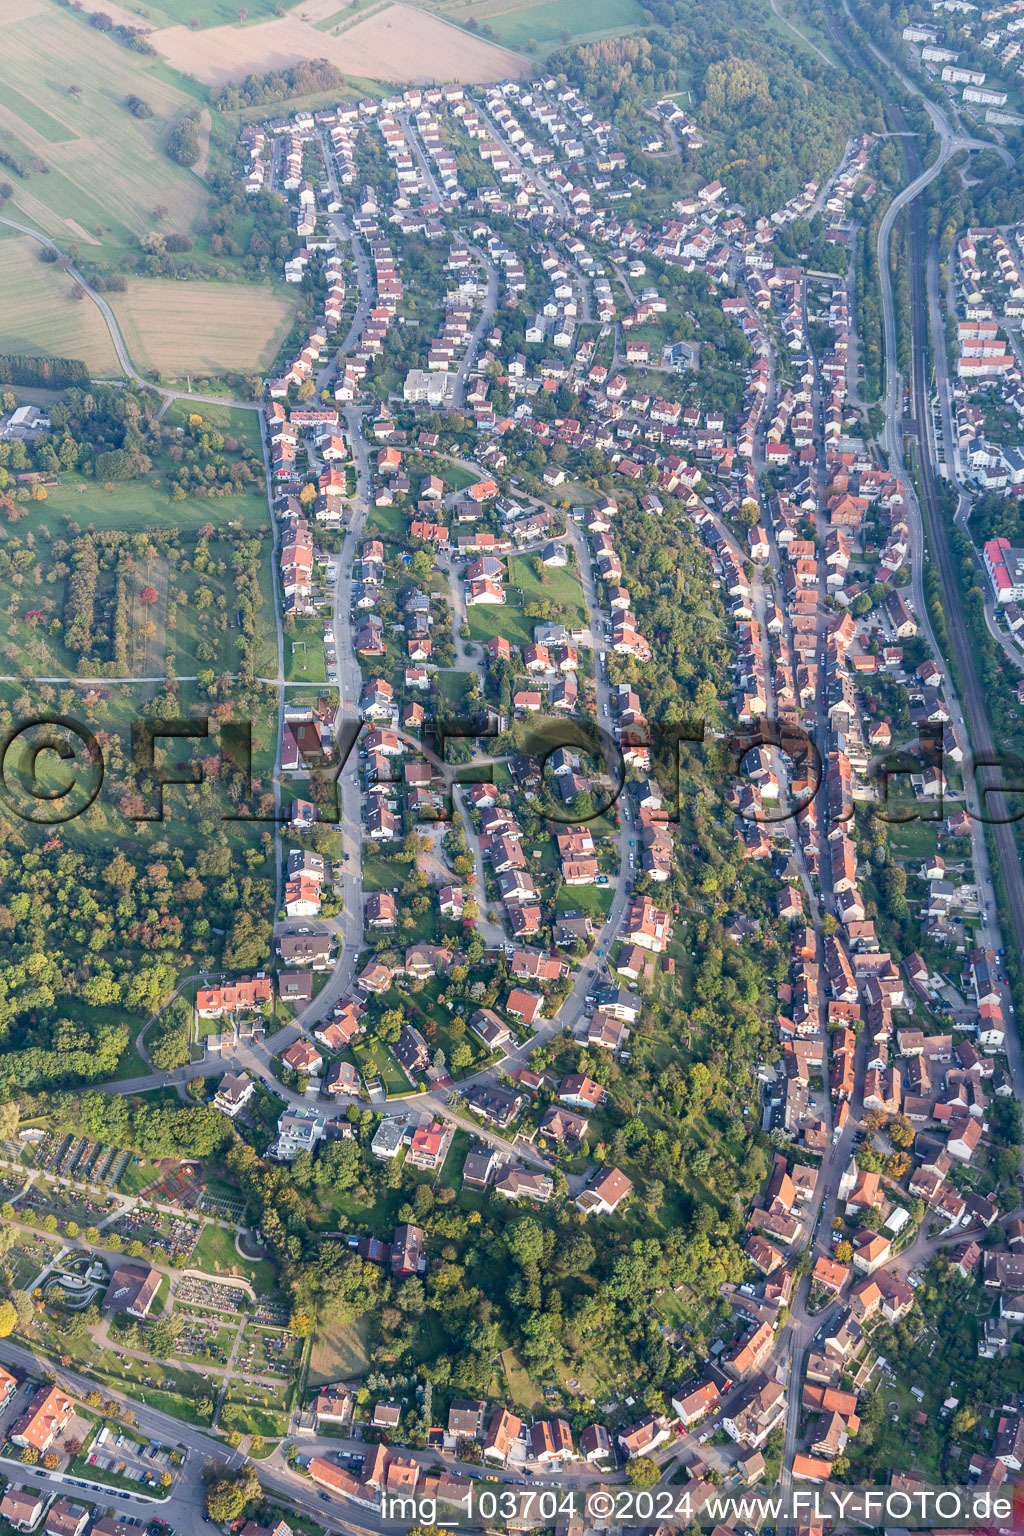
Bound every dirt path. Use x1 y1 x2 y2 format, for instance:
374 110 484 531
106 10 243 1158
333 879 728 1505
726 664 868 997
136 554 169 684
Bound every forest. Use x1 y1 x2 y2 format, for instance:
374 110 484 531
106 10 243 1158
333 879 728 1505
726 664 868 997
210 61 346 114
0 816 273 1089
0 380 279 1089
549 0 882 214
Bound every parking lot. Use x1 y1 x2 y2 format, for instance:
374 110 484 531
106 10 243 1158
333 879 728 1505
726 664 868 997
86 1425 175 1491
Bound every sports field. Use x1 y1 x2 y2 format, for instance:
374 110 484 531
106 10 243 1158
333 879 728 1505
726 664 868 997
0 0 207 259
108 279 299 374
152 2 528 85
0 237 120 373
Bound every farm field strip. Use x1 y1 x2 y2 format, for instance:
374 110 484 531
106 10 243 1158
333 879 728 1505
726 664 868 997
0 236 120 372
437 0 645 45
107 279 300 374
0 86 79 144
150 2 528 85
0 1 206 255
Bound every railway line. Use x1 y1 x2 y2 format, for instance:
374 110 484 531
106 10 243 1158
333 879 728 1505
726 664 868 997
820 0 1024 1130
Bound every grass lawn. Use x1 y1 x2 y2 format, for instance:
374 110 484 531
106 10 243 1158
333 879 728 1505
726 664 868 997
28 1314 217 1425
285 619 327 685
317 1175 406 1238
192 1223 278 1293
468 601 533 651
889 818 942 861
28 472 270 535
442 464 480 493
161 398 262 452
527 839 558 874
500 1348 544 1412
436 1128 472 1192
254 545 284 679
352 1037 410 1097
308 1316 371 1385
507 555 587 622
434 669 474 708
554 883 615 919
164 536 270 677
762 0 844 66
107 1024 151 1083
363 503 408 541
361 852 404 893
130 1383 216 1426
220 1400 290 1438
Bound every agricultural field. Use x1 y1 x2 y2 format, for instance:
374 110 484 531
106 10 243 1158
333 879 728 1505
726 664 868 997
117 0 314 26
0 0 209 261
150 2 528 86
0 238 120 374
439 0 645 48
107 280 299 377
